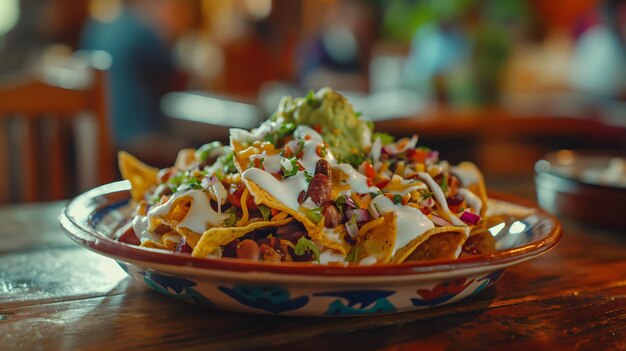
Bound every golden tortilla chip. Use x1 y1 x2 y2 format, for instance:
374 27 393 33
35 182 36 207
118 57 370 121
456 161 488 217
389 226 469 263
177 227 202 249
192 218 292 258
459 228 496 257
174 148 197 170
118 151 159 202
356 213 396 264
140 240 169 250
244 179 351 255
231 139 278 174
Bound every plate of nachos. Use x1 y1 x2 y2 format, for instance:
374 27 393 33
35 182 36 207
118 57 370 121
60 88 561 316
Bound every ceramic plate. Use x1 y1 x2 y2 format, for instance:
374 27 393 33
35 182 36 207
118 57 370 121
59 181 561 316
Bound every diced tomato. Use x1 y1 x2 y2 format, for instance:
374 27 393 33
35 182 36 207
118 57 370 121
374 178 390 189
401 195 410 205
228 184 258 210
408 149 428 164
420 207 431 215
283 147 293 158
449 203 463 213
271 208 280 216
366 178 373 187
304 135 311 141
118 227 140 245
313 124 323 133
315 145 324 157
362 161 377 179
177 241 193 253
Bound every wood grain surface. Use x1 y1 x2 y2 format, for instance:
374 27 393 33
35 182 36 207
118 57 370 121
1 179 625 351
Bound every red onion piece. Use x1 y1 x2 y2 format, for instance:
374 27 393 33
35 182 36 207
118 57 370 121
460 211 481 225
419 197 435 208
344 195 357 209
345 208 371 223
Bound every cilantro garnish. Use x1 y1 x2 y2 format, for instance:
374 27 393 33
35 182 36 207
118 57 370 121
421 192 433 200
167 171 203 192
334 195 347 213
258 205 271 221
196 141 223 162
264 122 296 145
281 157 299 178
304 170 314 183
294 236 320 263
341 153 368 168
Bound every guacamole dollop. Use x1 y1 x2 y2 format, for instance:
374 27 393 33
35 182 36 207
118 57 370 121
270 88 372 164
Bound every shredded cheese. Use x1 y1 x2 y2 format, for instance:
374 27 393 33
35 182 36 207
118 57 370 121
236 188 250 226
351 193 365 209
270 211 289 221
357 216 386 237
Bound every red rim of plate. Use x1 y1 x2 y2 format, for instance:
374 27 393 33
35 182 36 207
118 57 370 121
59 181 562 277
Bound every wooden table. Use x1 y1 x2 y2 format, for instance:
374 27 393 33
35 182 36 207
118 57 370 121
1 178 626 351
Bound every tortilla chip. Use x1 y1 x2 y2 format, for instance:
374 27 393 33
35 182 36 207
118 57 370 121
174 148 197 170
118 151 159 202
456 161 488 217
231 139 278 174
244 179 351 255
460 228 496 257
177 227 202 249
390 226 469 263
192 218 292 258
356 213 396 264
140 240 169 250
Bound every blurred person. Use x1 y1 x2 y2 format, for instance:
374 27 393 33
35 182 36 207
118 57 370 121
571 0 626 98
296 0 378 92
80 0 200 166
400 0 531 106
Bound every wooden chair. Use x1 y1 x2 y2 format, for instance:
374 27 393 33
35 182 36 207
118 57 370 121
0 62 115 203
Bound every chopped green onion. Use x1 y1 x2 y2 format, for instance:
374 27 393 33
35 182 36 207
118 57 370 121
392 194 403 204
294 236 320 263
303 207 322 224
258 205 271 221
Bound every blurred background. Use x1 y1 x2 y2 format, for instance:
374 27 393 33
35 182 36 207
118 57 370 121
1 0 626 204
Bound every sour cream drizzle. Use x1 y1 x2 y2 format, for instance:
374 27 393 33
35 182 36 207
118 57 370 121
242 168 310 210
370 195 435 255
457 188 482 214
417 172 465 226
450 166 480 186
335 164 380 194
149 189 229 234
